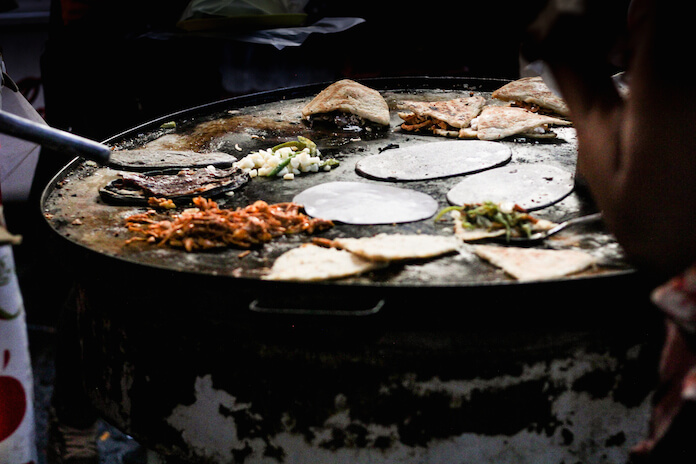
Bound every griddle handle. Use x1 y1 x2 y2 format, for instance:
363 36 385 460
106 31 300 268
0 110 112 164
248 298 385 317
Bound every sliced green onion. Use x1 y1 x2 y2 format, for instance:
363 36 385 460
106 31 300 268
268 157 294 177
433 206 463 222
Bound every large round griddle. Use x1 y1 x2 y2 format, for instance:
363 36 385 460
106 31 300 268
40 77 633 293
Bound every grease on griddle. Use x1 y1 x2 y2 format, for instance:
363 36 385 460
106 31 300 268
113 112 307 154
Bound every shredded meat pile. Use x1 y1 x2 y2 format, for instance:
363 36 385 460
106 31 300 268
125 196 333 251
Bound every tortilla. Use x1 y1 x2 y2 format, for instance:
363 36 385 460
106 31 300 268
397 96 486 131
302 79 390 126
109 148 238 171
263 244 386 281
473 244 596 281
492 76 570 117
330 233 460 261
461 105 572 141
293 181 438 225
446 164 574 211
355 140 511 181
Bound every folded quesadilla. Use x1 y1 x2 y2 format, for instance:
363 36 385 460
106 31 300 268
302 79 391 128
459 105 572 141
330 233 460 261
473 244 596 281
263 244 386 281
397 96 486 137
263 233 460 282
492 76 570 117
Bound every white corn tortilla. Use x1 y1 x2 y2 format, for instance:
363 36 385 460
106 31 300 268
355 140 511 181
446 164 574 211
473 244 596 281
109 148 238 170
293 181 439 225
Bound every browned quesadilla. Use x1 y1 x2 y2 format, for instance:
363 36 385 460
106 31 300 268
302 79 391 129
491 76 570 117
397 96 486 137
473 244 596 281
459 105 571 141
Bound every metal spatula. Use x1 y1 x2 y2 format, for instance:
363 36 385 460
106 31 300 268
501 212 603 245
0 109 111 164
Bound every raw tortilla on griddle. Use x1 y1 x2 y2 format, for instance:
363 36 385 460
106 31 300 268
109 148 238 171
446 164 574 211
109 131 239 171
293 181 438 225
355 140 511 181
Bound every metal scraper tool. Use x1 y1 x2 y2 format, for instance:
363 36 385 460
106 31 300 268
0 109 111 164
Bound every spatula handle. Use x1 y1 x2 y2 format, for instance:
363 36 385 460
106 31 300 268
0 110 111 164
